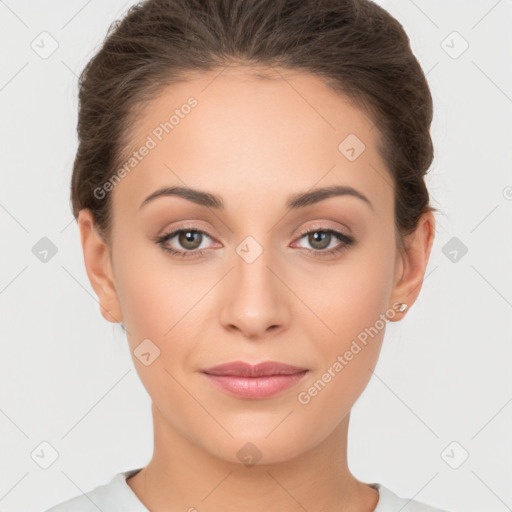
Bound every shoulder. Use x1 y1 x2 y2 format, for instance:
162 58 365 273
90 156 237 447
43 483 113 512
372 483 452 512
43 469 146 512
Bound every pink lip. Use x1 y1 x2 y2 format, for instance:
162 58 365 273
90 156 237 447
201 361 309 399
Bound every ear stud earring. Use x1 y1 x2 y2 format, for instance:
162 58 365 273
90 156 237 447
397 303 408 312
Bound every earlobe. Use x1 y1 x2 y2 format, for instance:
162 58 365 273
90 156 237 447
77 209 123 324
387 211 436 321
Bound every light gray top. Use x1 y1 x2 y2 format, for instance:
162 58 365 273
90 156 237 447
44 468 451 512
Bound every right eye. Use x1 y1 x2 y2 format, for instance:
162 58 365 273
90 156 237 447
155 227 219 259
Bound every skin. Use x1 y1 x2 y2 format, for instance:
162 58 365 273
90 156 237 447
78 66 435 511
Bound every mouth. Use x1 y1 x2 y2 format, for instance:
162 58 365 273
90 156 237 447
201 361 309 399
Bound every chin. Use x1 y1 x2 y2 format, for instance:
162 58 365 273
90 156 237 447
197 427 317 468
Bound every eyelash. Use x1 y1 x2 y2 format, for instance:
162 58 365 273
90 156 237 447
154 224 355 260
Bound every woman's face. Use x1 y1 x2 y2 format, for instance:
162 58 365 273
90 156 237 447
81 66 433 464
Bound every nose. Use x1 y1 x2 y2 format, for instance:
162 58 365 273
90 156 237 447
218 245 291 340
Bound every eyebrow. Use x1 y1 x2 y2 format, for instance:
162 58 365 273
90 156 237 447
139 185 373 211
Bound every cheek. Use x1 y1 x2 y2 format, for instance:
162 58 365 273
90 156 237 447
294 233 395 405
339 231 396 322
112 240 215 373
297 232 395 341
295 295 388 430
112 237 177 340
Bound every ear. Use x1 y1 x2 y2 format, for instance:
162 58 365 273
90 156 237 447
77 209 123 324
387 211 436 321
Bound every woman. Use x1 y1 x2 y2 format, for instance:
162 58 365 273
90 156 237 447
45 0 449 510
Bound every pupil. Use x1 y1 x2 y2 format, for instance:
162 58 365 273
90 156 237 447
310 231 329 249
181 231 200 249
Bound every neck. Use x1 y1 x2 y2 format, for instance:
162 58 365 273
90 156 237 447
127 403 379 512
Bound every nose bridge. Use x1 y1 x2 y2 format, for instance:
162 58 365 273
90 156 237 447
233 232 280 306
219 231 289 336
237 234 274 286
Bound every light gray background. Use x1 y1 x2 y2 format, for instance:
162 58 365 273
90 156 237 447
1 1 511 511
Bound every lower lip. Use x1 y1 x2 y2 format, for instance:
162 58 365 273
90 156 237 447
202 371 308 399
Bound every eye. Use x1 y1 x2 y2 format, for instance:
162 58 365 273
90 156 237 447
292 227 354 258
154 226 217 259
153 225 355 260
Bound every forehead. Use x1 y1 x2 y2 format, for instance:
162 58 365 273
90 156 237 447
112 66 391 216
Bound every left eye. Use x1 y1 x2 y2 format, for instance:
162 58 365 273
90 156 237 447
296 229 348 251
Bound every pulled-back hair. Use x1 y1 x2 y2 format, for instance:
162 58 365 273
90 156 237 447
71 0 436 251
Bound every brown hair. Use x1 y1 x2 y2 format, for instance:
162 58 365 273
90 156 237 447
71 0 437 252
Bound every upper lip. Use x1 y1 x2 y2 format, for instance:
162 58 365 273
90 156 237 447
202 361 308 377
